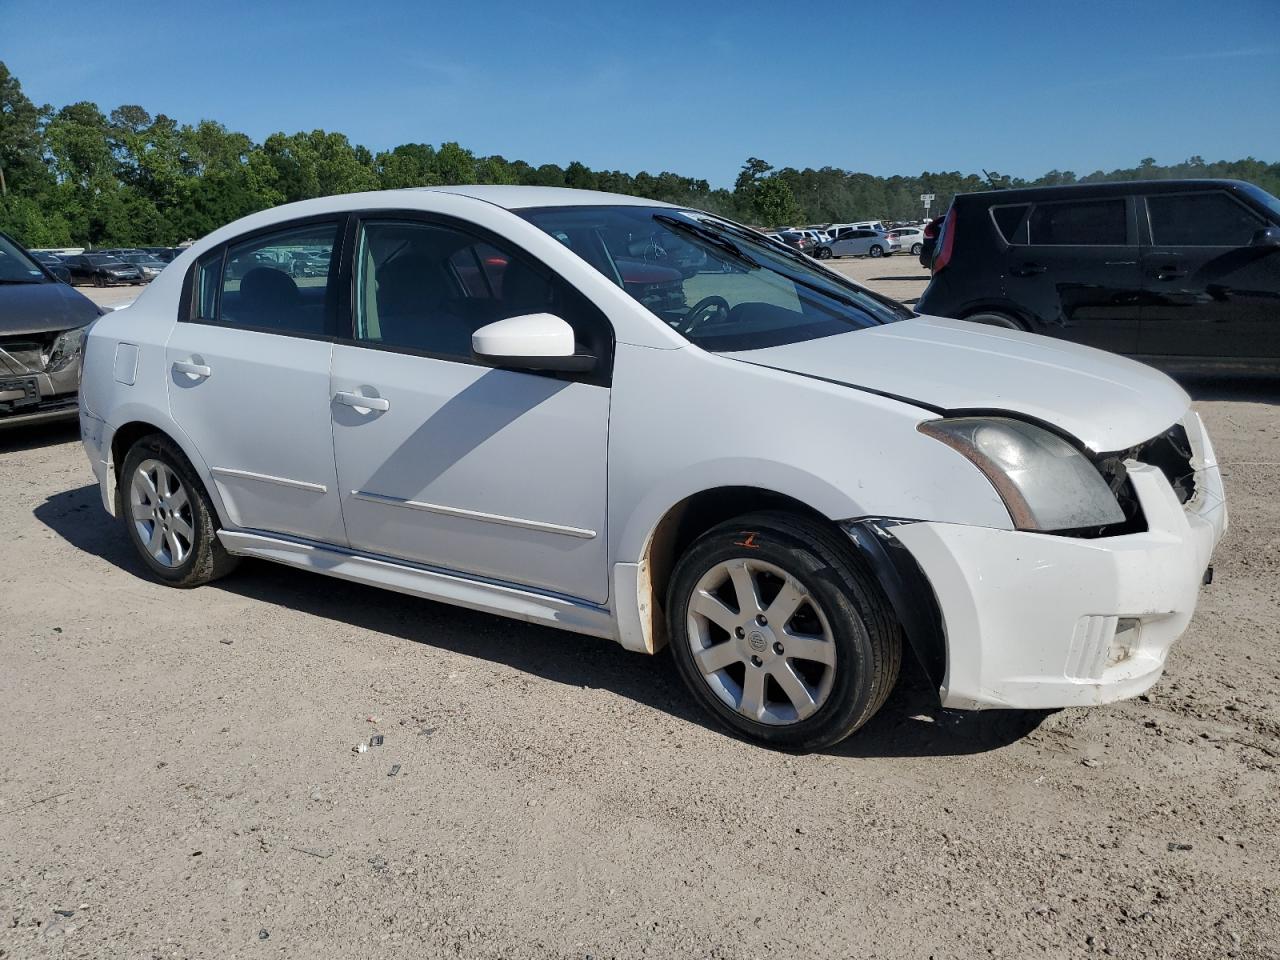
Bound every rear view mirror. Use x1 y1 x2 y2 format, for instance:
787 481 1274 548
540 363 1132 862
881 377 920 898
472 313 595 373
1250 226 1280 248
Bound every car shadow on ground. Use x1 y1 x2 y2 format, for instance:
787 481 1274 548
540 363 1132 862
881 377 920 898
0 421 80 454
36 482 1045 759
1176 374 1280 405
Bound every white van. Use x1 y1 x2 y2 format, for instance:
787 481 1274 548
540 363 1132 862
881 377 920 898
827 221 886 240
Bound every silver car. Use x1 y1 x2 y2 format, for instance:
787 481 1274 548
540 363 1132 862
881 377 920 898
816 229 900 259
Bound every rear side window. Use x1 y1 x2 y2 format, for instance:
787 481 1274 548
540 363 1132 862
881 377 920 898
1147 192 1264 246
193 222 340 335
991 204 1030 243
1028 199 1127 245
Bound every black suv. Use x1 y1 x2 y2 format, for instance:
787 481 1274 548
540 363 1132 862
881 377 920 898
916 179 1280 371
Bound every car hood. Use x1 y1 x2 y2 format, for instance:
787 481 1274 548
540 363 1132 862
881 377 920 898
723 314 1190 452
0 281 102 335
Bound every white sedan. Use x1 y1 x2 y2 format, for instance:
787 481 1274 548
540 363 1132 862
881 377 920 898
77 186 1226 750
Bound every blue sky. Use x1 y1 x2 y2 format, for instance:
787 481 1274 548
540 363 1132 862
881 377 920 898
3 0 1277 187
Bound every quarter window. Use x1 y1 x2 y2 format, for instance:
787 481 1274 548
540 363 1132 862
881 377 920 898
991 204 1030 243
194 222 339 334
353 220 609 367
1028 199 1127 246
1147 192 1264 246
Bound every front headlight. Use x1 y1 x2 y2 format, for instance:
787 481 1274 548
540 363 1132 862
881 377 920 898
48 325 89 372
919 417 1125 532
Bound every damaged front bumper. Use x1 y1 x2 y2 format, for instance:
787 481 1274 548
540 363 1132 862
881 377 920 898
889 414 1227 711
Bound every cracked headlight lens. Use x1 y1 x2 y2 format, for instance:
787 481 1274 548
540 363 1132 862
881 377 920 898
920 416 1125 532
48 325 88 372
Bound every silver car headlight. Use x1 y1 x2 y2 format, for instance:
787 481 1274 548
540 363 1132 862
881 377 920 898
919 416 1125 531
48 325 89 372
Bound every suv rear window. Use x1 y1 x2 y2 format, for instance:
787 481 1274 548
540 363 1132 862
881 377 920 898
1028 199 1127 246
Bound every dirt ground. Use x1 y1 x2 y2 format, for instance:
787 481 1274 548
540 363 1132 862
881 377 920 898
1 262 1277 959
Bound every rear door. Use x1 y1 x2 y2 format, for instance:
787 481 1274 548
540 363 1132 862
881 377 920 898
1001 196 1141 353
165 217 348 545
1138 189 1280 360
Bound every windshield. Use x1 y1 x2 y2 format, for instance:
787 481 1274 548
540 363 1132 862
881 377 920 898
519 206 909 352
0 233 49 283
1241 182 1280 221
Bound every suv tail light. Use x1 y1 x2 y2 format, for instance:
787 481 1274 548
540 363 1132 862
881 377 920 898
932 208 957 273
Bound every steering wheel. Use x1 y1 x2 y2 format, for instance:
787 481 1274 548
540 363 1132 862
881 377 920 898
682 295 731 334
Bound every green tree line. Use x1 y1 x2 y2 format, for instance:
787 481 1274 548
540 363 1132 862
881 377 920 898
2 61 1277 249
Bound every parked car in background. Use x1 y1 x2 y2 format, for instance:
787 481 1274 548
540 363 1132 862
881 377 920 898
61 253 144 287
79 185 1226 750
799 229 830 246
888 226 925 256
918 215 945 267
141 247 184 263
823 229 899 259
30 251 72 283
768 230 817 255
118 253 168 281
828 221 887 240
0 230 103 428
917 179 1280 372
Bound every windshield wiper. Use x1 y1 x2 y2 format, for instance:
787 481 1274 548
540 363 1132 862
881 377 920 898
653 214 757 269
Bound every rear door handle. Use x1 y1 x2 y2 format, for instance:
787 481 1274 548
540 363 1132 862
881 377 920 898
1012 263 1047 276
333 390 390 412
172 360 211 379
1154 266 1187 280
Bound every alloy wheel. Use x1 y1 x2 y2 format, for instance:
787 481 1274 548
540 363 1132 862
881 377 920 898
685 558 837 725
128 458 195 568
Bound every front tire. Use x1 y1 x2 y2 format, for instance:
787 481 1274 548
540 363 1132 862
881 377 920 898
868 244 883 258
965 311 1026 331
666 511 901 751
119 434 239 587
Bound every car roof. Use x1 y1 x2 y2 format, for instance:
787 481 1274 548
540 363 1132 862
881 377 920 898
419 185 677 210
956 178 1258 205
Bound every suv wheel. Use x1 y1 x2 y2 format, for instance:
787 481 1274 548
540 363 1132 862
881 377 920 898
120 434 240 588
667 511 901 751
964 311 1026 331
868 244 883 258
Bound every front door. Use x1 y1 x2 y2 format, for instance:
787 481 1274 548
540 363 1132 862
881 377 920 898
328 216 612 604
1003 195 1142 353
1139 190 1280 361
165 218 347 545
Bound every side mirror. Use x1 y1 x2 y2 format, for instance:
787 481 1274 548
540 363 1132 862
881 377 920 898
1250 226 1280 248
472 313 595 373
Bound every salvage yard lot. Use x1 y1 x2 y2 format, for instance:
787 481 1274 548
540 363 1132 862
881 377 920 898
1 264 1277 958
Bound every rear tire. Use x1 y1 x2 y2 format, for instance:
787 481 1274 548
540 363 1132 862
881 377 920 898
816 247 832 260
869 245 883 258
666 511 902 751
911 243 923 256
119 434 240 588
965 311 1026 331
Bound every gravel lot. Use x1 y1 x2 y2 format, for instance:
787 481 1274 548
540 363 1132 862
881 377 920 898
1 261 1277 959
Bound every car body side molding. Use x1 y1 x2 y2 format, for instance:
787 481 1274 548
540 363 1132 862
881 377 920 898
217 529 616 639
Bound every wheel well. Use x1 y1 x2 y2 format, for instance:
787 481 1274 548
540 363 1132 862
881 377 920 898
640 487 832 646
110 421 170 481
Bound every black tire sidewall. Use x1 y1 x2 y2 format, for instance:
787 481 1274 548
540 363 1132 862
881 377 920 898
869 245 883 257
667 517 887 750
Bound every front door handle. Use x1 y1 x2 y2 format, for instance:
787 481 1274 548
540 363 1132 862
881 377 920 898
1153 265 1187 280
172 360 211 379
334 390 390 412
1012 262 1047 276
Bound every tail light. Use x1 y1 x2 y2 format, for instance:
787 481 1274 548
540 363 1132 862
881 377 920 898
932 209 957 273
